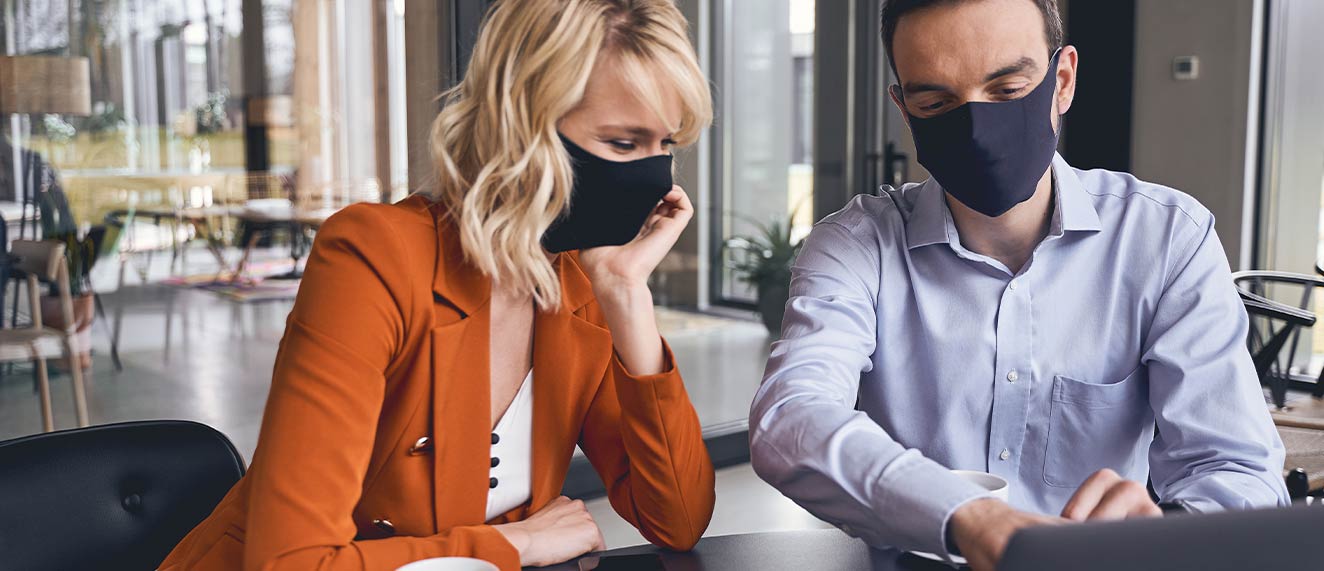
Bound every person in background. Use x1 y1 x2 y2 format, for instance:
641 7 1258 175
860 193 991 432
160 1 715 569
749 1 1289 570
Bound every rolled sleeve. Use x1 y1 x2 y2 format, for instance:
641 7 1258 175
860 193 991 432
580 337 715 550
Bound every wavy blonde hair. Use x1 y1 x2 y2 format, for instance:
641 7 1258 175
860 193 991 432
428 0 712 311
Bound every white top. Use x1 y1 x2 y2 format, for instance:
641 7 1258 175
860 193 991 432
485 370 533 521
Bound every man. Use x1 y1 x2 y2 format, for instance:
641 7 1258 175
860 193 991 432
748 1 1289 570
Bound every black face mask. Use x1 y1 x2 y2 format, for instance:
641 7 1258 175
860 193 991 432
899 49 1062 218
541 134 673 253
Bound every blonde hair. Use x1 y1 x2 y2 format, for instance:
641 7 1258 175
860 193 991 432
429 0 712 311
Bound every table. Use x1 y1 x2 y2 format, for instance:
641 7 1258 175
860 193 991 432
531 530 962 571
134 203 336 282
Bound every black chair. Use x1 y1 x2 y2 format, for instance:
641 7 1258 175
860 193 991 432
1231 271 1322 409
0 420 245 570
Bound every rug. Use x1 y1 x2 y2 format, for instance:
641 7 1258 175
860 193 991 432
198 277 302 303
163 260 302 303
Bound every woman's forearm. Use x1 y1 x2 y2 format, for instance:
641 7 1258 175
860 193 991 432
594 282 665 376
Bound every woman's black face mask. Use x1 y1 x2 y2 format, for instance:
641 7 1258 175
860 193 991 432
541 134 673 253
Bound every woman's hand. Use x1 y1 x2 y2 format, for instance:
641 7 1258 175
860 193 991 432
576 186 691 376
493 496 606 568
578 185 693 292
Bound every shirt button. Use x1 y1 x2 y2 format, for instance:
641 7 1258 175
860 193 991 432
999 449 1011 461
372 519 396 535
1006 370 1019 383
1008 280 1018 291
491 456 500 468
490 477 499 489
491 433 500 445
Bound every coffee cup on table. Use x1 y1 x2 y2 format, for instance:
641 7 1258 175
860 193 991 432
952 470 1010 502
395 557 499 571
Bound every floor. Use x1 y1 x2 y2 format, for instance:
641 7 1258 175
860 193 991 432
0 244 824 549
0 245 772 458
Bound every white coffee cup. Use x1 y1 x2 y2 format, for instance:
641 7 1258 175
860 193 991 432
952 469 1010 502
395 557 499 571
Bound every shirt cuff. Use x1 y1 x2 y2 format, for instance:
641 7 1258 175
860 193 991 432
875 452 994 561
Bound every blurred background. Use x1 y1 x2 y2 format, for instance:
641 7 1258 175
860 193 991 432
1 0 1322 547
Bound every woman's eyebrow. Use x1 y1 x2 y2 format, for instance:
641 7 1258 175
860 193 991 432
598 125 658 137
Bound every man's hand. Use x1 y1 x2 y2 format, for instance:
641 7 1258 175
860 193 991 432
1061 469 1163 522
950 499 1066 571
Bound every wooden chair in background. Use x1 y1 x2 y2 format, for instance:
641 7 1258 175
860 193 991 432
0 240 90 432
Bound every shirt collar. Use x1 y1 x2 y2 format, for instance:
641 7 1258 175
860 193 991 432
905 153 1101 251
1051 153 1103 234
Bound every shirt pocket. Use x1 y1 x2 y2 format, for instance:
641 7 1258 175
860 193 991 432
1043 369 1149 488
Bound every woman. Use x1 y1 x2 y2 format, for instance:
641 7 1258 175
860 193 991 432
158 1 715 569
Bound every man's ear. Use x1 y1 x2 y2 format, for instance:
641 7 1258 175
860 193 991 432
889 85 911 128
1055 45 1079 116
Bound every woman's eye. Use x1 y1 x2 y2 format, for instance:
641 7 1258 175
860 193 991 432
661 138 678 149
608 140 636 151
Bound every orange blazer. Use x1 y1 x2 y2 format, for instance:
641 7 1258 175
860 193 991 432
159 194 715 571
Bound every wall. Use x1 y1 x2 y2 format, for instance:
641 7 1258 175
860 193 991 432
1130 0 1260 269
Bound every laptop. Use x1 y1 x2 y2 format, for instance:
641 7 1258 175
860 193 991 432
999 504 1324 571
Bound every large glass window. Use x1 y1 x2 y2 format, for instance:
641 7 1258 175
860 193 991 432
712 0 814 305
0 0 410 447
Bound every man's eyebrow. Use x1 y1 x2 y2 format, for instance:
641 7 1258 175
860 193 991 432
984 57 1038 82
901 82 951 96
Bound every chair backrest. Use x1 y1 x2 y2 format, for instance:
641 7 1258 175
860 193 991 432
1231 271 1322 408
9 239 65 281
0 420 246 570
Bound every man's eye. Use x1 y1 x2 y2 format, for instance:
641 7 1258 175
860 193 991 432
997 85 1028 97
920 101 946 112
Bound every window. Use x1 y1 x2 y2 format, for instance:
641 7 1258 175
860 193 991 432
712 0 815 306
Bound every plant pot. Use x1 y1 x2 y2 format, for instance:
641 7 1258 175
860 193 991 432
40 293 95 370
756 282 790 336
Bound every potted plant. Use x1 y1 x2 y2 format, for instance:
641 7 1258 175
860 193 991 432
35 180 105 370
723 214 805 335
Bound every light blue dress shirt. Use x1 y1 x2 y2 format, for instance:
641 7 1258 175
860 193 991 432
749 154 1289 558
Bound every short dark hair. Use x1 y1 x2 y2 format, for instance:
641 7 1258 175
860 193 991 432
880 0 1063 78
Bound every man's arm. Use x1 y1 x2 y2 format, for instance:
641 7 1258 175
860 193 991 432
1143 216 1290 510
749 220 992 559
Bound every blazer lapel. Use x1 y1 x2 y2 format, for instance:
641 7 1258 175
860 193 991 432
423 203 612 521
428 203 493 530
527 254 613 510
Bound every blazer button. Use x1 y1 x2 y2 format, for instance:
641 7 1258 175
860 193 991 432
407 436 433 456
372 519 396 536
